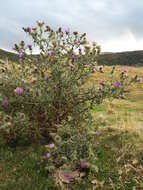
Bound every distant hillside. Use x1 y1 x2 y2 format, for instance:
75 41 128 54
97 50 143 66
0 49 18 62
0 48 143 66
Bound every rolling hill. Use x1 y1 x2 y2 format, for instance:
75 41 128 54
0 49 18 63
98 50 143 66
0 48 143 66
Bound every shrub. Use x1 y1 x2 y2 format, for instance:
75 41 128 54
0 21 139 143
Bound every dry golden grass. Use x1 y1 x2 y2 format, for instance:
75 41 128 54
91 65 143 136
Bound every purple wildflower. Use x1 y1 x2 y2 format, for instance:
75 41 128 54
49 143 55 149
72 55 75 63
123 67 128 73
26 27 31 33
27 44 32 50
88 64 92 68
2 99 8 109
77 38 80 44
80 160 86 170
79 48 82 54
95 131 100 138
123 67 128 76
26 86 30 92
137 77 142 84
46 152 51 159
18 52 24 60
92 67 96 73
100 80 104 86
64 174 72 182
48 51 52 57
14 87 24 95
65 28 70 34
116 81 120 88
54 124 57 129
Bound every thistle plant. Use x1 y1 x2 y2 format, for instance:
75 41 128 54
0 21 139 143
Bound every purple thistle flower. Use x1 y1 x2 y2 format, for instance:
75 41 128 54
100 80 104 86
77 38 80 44
123 67 128 73
95 131 100 138
26 86 30 92
48 51 52 57
46 152 51 159
72 55 75 63
65 28 70 34
116 81 120 88
2 99 8 109
49 143 55 149
88 64 92 68
27 44 32 50
14 87 24 95
26 27 31 33
79 48 82 54
18 52 24 60
123 67 128 76
80 160 86 170
54 124 57 129
137 77 142 84
64 174 72 182
92 67 96 73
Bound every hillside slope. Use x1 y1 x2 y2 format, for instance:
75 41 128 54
98 50 143 66
0 48 143 66
0 49 18 62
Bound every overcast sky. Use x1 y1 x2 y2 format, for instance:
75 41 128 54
1 0 143 52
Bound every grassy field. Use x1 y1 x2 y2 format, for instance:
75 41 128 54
0 65 143 190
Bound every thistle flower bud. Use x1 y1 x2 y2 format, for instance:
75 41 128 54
27 44 32 50
14 87 24 96
65 28 70 34
2 99 8 109
72 55 75 63
100 80 104 86
116 81 120 88
18 52 24 61
92 67 96 73
26 27 31 33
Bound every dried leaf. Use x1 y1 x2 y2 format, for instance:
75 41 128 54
116 156 121 163
132 159 138 165
118 169 123 175
80 172 86 178
91 179 98 185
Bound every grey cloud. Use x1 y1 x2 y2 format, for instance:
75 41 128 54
0 0 143 51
